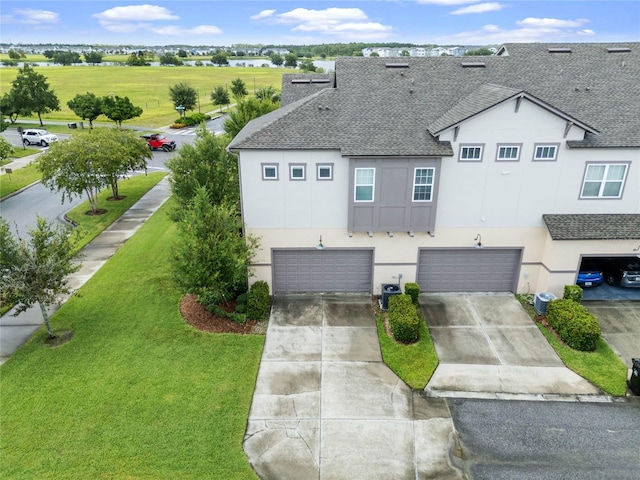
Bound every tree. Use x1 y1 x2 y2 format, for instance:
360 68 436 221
0 137 15 161
465 48 494 56
400 50 410 57
38 128 150 212
0 216 81 339
171 187 258 303
269 53 283 67
230 78 248 99
369 52 380 57
9 65 60 126
299 59 317 72
223 97 279 139
126 51 153 66
8 49 26 60
255 85 280 103
284 53 298 68
67 92 103 128
177 49 188 58
168 82 197 113
211 52 229 66
84 51 104 64
53 51 81 65
0 93 19 124
211 86 230 112
101 95 143 127
159 52 183 66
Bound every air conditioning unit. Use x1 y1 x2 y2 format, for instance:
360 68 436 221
381 283 401 310
534 292 557 315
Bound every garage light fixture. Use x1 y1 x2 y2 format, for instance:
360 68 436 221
474 234 483 248
316 236 325 250
634 243 640 252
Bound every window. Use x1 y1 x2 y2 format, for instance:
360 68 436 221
317 164 333 180
354 168 375 202
262 163 278 180
580 163 628 198
496 144 521 161
459 145 483 162
533 144 559 161
289 164 306 181
413 168 434 202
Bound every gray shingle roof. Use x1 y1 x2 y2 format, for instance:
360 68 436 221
543 214 640 240
281 73 335 106
230 43 640 156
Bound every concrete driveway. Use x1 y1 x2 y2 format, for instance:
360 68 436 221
420 293 601 397
244 294 464 480
583 300 640 368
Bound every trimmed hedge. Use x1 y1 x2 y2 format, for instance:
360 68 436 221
247 281 270 320
404 282 420 305
546 299 601 351
563 285 583 303
173 113 210 127
388 294 420 344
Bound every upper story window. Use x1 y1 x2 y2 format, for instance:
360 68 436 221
459 144 484 162
413 167 434 202
289 164 306 181
354 168 375 202
317 164 333 181
262 163 278 180
496 144 521 161
533 144 559 161
580 163 628 198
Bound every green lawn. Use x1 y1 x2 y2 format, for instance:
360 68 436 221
1 65 292 128
0 200 265 479
0 162 41 198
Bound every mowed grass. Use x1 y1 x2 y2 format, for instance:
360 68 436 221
0 65 292 128
0 162 41 198
0 200 265 479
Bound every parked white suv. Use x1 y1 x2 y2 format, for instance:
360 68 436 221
22 129 59 147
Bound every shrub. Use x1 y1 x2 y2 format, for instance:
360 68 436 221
247 281 270 320
175 113 211 127
546 299 601 351
388 294 420 344
563 285 583 303
235 292 248 314
404 282 420 305
170 123 186 129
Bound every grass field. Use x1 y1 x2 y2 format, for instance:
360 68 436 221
0 162 41 198
1 64 293 128
0 200 265 479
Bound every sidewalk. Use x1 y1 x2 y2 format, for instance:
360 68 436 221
0 177 171 365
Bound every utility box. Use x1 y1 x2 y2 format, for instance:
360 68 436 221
534 292 556 315
381 284 401 310
628 358 640 396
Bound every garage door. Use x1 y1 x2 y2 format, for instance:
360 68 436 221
273 249 373 293
417 248 521 292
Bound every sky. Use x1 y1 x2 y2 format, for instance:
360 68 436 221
1 0 639 46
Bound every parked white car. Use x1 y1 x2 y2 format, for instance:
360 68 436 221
22 129 59 147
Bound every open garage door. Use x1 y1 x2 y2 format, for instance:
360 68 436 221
417 248 521 292
579 256 640 300
272 249 373 294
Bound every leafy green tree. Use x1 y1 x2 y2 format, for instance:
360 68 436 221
177 49 188 58
369 52 380 57
43 50 56 59
299 59 317 72
0 216 81 339
400 50 410 57
0 93 19 124
223 97 279 139
159 52 183 66
284 53 298 68
168 82 197 113
0 137 15 160
53 51 81 65
9 65 60 126
67 92 103 128
166 127 240 216
101 95 143 127
269 53 283 67
255 85 280 103
8 49 26 60
211 86 230 111
230 78 248 99
126 51 153 66
211 51 229 66
84 51 104 64
171 187 258 303
464 48 494 56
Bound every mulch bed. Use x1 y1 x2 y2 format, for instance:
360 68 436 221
179 293 259 334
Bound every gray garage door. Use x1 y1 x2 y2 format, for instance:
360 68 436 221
417 248 521 292
273 249 373 293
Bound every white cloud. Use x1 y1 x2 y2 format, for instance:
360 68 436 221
417 0 478 4
516 17 590 28
2 8 60 25
577 29 595 36
252 7 392 40
451 3 505 15
149 25 223 36
93 5 179 22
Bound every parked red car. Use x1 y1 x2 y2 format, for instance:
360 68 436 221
141 133 176 152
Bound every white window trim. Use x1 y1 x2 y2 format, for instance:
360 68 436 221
317 163 333 181
261 163 278 181
496 144 522 162
459 144 484 162
289 163 306 181
533 143 559 161
354 167 375 202
412 167 434 202
580 162 629 199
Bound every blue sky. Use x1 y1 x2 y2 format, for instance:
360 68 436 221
1 1 638 46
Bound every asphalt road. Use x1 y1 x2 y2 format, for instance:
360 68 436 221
450 398 640 480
